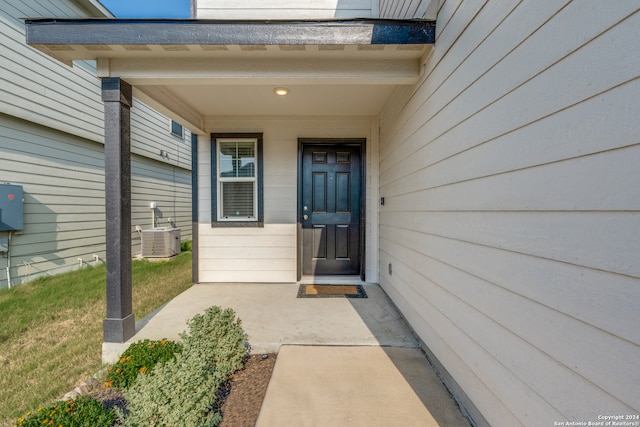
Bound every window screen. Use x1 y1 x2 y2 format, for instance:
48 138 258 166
217 140 257 220
170 120 183 138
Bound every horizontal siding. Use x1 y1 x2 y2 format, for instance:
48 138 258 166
1 1 194 167
131 154 193 256
378 1 640 426
0 113 106 287
131 99 193 171
197 0 375 19
0 1 105 142
198 224 297 283
0 0 194 288
380 0 433 19
0 113 192 288
197 116 376 282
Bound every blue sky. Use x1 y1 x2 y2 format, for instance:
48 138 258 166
100 0 191 18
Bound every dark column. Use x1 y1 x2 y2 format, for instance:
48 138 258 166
191 132 199 283
102 78 135 343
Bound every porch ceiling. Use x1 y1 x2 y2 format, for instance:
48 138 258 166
25 19 435 134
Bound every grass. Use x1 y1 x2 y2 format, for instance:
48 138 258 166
0 251 193 426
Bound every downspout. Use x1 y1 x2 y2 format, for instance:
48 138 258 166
5 231 12 288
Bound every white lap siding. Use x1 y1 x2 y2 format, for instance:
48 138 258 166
196 0 376 19
378 1 640 425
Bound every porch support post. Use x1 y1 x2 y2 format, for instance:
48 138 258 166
101 77 135 343
191 132 199 283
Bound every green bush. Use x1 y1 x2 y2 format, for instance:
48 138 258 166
121 306 247 427
104 338 182 389
180 240 192 252
180 306 247 378
15 396 115 427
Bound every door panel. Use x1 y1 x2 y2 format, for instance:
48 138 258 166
336 173 350 212
335 225 350 259
312 225 327 259
302 143 361 275
313 173 327 212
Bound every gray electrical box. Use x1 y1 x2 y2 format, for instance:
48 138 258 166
0 184 24 231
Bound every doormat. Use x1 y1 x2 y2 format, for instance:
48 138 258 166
297 284 367 298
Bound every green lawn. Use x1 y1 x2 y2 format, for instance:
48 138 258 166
0 251 192 425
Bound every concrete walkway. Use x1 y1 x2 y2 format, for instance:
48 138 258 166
103 282 470 426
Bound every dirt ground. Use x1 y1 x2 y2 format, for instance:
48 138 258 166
218 353 277 427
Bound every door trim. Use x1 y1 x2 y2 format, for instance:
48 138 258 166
297 138 366 281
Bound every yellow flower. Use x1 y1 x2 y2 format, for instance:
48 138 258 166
161 339 167 345
17 418 24 423
139 366 148 373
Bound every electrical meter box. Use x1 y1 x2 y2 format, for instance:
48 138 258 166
0 184 24 231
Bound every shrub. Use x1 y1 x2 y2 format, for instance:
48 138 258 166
180 306 247 377
121 306 247 427
104 338 182 389
15 396 114 427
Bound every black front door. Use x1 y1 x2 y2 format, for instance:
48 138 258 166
301 142 362 275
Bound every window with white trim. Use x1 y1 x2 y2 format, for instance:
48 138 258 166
211 134 263 226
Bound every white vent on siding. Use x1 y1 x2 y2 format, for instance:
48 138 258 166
141 227 181 258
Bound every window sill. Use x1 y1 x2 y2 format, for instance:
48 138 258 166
211 221 264 228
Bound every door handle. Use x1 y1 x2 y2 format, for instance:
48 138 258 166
303 214 309 220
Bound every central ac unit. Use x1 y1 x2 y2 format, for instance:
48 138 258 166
141 227 181 258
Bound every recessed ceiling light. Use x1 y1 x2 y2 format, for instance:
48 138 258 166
274 87 289 96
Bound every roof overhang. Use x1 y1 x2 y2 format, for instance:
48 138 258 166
26 18 434 49
25 19 435 133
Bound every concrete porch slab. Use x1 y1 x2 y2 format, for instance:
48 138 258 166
102 282 471 426
103 282 418 363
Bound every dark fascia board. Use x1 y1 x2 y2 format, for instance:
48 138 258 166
25 18 435 46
